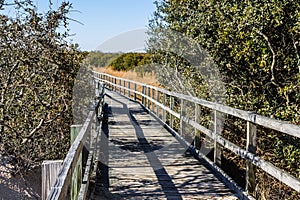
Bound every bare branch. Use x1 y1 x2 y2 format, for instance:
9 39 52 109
0 121 19 134
23 114 46 141
256 30 278 86
291 36 300 74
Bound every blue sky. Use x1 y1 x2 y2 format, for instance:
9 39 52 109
37 0 157 51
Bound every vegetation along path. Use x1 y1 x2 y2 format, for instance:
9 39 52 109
91 89 238 200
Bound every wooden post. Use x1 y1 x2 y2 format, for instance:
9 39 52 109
106 76 111 89
71 125 82 144
42 160 63 200
119 79 122 94
151 88 155 111
147 87 151 109
123 80 126 95
156 90 160 116
134 83 137 101
194 104 200 149
170 96 174 128
180 98 184 136
95 81 99 98
105 76 108 89
142 85 146 105
110 77 113 90
114 78 116 91
70 125 83 200
246 121 257 196
162 93 166 122
107 76 109 89
213 110 222 166
128 82 131 98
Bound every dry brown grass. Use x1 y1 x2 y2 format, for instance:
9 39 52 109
94 66 158 87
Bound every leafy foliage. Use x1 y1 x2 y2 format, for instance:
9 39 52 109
0 1 85 172
149 0 300 198
85 51 120 68
110 53 151 71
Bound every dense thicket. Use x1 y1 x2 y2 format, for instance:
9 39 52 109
148 0 300 198
85 51 120 67
0 1 85 172
110 53 151 71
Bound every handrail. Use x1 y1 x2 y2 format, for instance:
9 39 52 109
93 71 300 196
93 72 300 137
46 82 105 200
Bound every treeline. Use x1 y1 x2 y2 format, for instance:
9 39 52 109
86 51 152 71
148 0 300 199
85 51 120 67
110 53 151 71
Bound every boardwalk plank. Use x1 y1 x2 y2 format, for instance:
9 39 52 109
91 90 238 200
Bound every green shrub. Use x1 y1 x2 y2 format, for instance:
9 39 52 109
110 53 152 71
0 1 85 172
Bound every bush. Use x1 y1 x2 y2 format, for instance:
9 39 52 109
148 0 300 198
110 53 151 71
0 1 85 172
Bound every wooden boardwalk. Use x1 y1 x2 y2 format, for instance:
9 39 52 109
91 90 238 200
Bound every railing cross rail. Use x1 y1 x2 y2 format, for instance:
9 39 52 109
94 71 300 198
44 82 105 200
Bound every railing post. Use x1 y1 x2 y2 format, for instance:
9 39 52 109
180 98 184 136
156 90 160 116
194 103 200 149
95 80 99 97
128 81 131 98
170 96 174 128
111 77 113 90
109 76 112 90
246 121 257 196
71 125 82 143
105 75 108 88
213 110 222 166
142 85 146 105
134 83 137 101
147 87 151 109
123 80 126 95
70 125 83 200
114 78 116 91
42 160 63 200
151 88 155 111
162 93 166 122
107 76 109 89
119 79 122 94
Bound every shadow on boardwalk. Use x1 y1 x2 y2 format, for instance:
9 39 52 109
90 90 238 200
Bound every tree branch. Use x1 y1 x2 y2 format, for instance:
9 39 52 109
291 36 300 74
256 30 278 86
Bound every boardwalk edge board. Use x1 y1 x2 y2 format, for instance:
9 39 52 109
45 83 105 200
94 72 300 197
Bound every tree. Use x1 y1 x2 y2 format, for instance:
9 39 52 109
0 1 85 172
150 0 300 122
110 53 151 71
85 51 120 67
148 0 300 198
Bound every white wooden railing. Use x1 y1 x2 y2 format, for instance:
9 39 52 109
45 82 105 200
94 71 300 198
